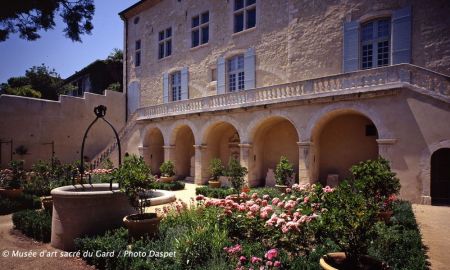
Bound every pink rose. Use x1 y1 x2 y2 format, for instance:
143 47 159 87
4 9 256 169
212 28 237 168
251 192 258 199
272 197 280 205
250 204 260 213
195 195 205 201
281 225 289 233
261 200 268 207
260 211 268 219
274 261 281 267
303 196 309 203
263 194 270 200
239 256 247 262
285 188 292 193
251 256 262 264
265 249 278 260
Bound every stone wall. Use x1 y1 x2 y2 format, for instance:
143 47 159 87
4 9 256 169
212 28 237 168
0 91 125 168
123 0 450 107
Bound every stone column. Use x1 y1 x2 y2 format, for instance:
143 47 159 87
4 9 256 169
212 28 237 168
193 144 207 185
239 143 253 186
163 145 175 162
376 139 398 163
297 141 312 184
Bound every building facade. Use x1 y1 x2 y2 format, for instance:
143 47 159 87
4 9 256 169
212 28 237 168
115 0 450 204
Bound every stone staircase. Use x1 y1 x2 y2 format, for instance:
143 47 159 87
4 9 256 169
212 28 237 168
90 112 139 168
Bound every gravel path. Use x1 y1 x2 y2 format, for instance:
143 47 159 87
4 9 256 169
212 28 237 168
413 204 450 270
0 214 93 270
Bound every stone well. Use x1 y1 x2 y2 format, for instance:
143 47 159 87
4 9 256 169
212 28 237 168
51 183 176 251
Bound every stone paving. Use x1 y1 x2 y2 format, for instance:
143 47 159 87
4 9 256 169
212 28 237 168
413 204 450 270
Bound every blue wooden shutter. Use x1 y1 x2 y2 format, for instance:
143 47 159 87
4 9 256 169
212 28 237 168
217 56 226 94
392 6 412 64
181 67 189 100
127 81 140 115
343 21 359 72
244 47 256 90
163 72 169 103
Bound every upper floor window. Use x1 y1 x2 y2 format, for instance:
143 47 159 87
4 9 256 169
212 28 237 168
360 18 390 69
227 55 245 92
234 0 256 33
135 40 141 67
192 11 209 48
171 71 182 101
158 28 172 59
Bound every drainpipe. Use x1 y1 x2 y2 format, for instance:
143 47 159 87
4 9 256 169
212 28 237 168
123 16 129 123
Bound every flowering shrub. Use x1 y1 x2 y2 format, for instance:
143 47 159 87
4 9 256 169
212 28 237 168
0 160 25 189
274 156 294 186
224 244 282 269
198 183 335 257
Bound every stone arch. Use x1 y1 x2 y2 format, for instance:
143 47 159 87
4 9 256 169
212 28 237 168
246 111 300 143
200 117 243 144
304 103 391 142
249 114 300 187
168 119 199 145
309 108 380 184
419 139 450 205
169 123 195 179
141 126 165 174
201 120 242 181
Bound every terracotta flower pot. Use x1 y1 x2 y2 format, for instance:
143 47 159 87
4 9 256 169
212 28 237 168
275 184 288 193
320 252 387 270
160 176 175 183
378 210 393 223
123 213 161 241
40 196 53 212
208 180 221 188
0 188 23 199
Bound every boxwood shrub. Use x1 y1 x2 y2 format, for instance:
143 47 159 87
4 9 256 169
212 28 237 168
0 194 41 215
12 209 51 242
149 181 185 191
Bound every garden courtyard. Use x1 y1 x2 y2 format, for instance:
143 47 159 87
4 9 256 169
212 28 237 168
0 157 449 270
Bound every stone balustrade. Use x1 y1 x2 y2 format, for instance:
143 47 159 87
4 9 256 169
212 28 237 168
136 64 449 120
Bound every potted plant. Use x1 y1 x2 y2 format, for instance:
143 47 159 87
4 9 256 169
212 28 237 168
0 160 25 199
274 156 294 193
113 155 160 241
225 158 248 202
351 158 400 222
159 160 175 183
319 181 388 270
208 158 224 188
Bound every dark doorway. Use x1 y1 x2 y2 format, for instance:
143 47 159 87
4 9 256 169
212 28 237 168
431 148 450 205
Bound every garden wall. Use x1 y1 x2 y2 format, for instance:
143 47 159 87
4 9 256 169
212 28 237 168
0 91 125 168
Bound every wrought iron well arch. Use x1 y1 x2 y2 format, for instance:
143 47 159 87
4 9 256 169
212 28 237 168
79 105 122 189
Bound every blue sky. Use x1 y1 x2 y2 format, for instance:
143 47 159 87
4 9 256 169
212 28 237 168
0 0 138 84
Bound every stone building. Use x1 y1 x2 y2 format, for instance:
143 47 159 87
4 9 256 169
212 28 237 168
113 0 450 204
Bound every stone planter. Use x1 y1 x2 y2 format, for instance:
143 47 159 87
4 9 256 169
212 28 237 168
123 213 161 241
0 188 23 199
51 183 136 251
378 210 393 223
319 252 386 270
208 180 221 188
275 184 288 193
40 196 53 212
160 176 175 183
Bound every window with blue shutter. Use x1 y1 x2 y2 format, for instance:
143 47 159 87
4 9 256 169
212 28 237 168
163 73 169 103
217 57 226 94
392 6 412 64
181 67 189 100
343 21 359 73
244 47 255 90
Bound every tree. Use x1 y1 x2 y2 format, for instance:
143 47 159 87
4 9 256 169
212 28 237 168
1 64 68 100
106 48 123 63
0 0 95 42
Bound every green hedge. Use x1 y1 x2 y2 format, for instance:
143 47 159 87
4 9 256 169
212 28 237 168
12 210 52 242
149 181 185 191
368 201 430 270
0 194 41 215
196 186 282 199
195 186 235 198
